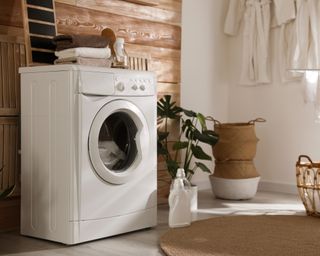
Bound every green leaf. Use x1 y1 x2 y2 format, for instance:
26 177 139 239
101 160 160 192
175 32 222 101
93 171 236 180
191 145 212 160
173 141 189 150
184 168 194 177
204 130 219 136
158 131 169 141
0 185 15 200
194 129 219 145
182 119 193 133
157 95 182 119
182 119 196 140
157 142 168 155
195 162 211 173
183 109 197 117
196 113 207 130
203 130 219 145
166 160 179 178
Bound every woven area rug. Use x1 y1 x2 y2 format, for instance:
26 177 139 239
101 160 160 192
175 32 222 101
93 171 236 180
160 215 320 256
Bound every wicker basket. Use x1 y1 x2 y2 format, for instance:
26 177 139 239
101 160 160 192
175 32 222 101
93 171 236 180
296 155 320 216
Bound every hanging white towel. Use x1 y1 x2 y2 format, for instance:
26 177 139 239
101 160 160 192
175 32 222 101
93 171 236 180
55 47 111 59
240 0 271 85
224 0 271 85
272 0 302 83
303 71 320 122
273 0 295 25
291 0 319 70
224 0 246 36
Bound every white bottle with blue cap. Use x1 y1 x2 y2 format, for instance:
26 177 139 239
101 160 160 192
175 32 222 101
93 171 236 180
168 168 192 228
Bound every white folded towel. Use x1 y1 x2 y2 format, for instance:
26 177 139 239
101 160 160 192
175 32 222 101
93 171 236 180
55 47 111 59
54 56 112 68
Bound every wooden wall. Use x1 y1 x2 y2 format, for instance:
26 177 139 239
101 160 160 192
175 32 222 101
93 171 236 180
0 0 181 230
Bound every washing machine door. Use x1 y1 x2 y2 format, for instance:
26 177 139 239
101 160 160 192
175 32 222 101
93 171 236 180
88 100 150 184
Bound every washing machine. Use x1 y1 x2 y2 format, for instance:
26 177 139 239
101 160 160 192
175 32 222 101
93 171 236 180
20 65 157 244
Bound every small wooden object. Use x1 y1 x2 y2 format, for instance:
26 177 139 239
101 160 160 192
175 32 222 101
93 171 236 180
128 54 150 71
296 155 320 216
21 0 58 66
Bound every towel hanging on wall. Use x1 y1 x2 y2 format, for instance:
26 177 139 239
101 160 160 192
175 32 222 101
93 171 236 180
272 0 303 83
224 0 271 86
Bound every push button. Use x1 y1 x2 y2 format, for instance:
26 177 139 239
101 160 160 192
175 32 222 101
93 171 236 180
132 84 138 90
139 85 146 91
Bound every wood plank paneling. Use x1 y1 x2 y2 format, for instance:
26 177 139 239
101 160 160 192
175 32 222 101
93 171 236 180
151 58 180 83
0 197 20 231
0 0 23 28
126 44 180 83
122 0 159 6
55 2 181 50
0 117 19 192
58 0 181 25
156 0 181 12
56 0 77 5
126 43 180 60
0 25 24 37
158 169 171 204
0 35 26 115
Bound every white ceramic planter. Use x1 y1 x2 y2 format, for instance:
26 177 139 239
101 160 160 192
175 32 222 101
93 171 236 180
209 176 260 200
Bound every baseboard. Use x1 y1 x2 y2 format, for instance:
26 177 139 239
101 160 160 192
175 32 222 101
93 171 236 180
258 181 298 195
195 179 298 195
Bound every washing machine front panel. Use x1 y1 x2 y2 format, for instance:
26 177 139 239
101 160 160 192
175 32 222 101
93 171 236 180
89 100 149 184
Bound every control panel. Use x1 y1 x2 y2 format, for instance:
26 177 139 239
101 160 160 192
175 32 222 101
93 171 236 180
114 71 155 96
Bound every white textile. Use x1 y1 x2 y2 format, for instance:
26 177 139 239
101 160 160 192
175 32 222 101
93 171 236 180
224 0 271 85
55 47 111 59
303 71 320 121
273 0 295 25
240 0 271 85
98 140 126 168
224 0 246 36
291 0 319 70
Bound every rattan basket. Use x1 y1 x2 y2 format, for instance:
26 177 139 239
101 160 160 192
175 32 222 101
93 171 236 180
296 155 320 216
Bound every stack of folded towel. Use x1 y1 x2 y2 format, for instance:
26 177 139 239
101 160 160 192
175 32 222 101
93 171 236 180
53 34 112 67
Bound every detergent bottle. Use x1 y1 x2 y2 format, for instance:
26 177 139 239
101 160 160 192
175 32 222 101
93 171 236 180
168 168 191 228
112 37 129 69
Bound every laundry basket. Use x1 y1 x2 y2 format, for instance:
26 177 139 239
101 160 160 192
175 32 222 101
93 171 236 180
296 155 320 216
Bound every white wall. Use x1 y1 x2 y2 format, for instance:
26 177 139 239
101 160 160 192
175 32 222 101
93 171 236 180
227 25 320 192
182 1 320 192
181 0 229 189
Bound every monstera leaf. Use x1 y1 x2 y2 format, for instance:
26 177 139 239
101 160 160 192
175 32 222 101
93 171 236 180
0 185 15 200
0 166 15 199
157 95 182 119
157 95 219 180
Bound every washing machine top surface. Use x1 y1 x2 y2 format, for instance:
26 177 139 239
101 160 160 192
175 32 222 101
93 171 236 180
20 64 156 96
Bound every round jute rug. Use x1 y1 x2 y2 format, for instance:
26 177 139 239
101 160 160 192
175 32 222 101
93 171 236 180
160 215 320 256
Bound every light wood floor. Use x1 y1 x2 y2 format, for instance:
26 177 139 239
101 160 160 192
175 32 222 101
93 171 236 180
0 190 305 256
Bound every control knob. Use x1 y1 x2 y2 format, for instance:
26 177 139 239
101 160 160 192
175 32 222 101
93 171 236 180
116 82 125 92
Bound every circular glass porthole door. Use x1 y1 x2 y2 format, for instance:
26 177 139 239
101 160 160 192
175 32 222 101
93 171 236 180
89 100 150 184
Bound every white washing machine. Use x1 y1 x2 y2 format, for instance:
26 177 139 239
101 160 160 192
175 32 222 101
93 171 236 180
19 65 157 244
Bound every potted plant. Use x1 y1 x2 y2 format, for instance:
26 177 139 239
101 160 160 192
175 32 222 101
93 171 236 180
157 95 219 209
0 166 15 200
